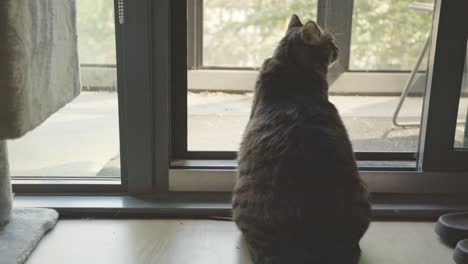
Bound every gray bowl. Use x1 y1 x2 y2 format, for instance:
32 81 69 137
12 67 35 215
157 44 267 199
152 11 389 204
435 212 468 246
454 239 468 264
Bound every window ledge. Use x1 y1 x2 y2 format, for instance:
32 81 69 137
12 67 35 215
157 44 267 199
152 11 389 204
14 194 468 220
169 167 468 193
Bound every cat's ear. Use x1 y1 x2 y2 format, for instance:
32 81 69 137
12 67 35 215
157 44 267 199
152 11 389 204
287 14 303 31
300 21 323 45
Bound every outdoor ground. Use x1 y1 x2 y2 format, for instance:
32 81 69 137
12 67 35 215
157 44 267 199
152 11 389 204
8 92 468 177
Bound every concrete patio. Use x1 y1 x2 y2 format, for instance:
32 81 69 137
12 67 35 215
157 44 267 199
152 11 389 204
8 91 468 178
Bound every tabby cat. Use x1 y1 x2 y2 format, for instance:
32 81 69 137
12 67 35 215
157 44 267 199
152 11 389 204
232 15 371 264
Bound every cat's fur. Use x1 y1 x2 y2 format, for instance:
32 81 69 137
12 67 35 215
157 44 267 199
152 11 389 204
232 15 371 264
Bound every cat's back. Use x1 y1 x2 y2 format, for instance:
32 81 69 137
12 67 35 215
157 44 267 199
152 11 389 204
239 96 352 171
234 96 360 233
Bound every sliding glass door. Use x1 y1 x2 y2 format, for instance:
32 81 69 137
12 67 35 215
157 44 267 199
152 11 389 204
11 0 467 197
11 0 157 194
173 0 440 165
166 0 468 193
9 0 122 179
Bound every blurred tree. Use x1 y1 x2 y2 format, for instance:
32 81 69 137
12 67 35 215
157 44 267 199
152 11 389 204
203 0 318 67
203 0 434 70
77 0 116 64
350 0 434 70
75 0 434 70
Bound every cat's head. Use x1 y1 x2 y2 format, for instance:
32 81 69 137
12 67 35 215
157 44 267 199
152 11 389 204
271 14 338 73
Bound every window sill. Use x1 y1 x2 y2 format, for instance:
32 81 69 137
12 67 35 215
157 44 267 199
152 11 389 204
14 194 468 220
168 164 468 194
12 178 123 195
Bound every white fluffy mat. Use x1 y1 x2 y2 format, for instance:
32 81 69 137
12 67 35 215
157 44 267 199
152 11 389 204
0 208 58 264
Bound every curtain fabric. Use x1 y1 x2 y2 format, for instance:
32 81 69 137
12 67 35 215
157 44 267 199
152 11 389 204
0 0 81 139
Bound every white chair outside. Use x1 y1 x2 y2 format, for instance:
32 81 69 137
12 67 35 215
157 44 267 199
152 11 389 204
392 2 433 127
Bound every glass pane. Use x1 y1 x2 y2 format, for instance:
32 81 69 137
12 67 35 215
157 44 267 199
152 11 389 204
9 0 121 177
187 0 433 155
350 0 434 70
202 0 318 67
454 44 468 148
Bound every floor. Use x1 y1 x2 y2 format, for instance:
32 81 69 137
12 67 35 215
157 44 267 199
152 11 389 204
8 92 468 177
27 219 455 264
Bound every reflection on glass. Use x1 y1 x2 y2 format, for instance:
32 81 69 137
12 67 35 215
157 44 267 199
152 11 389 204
10 0 120 177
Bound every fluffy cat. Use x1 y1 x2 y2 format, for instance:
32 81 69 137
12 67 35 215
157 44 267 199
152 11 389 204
232 15 371 264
